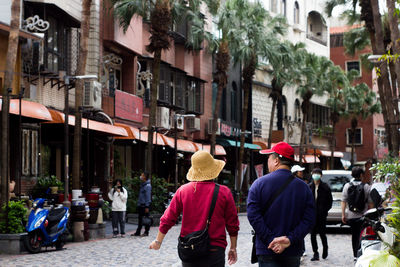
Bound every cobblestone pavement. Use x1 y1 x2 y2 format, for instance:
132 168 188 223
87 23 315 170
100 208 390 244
0 215 354 267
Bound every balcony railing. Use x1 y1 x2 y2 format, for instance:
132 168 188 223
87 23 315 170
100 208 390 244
306 33 327 46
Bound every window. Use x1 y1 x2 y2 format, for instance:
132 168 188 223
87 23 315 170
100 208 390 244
231 82 238 122
330 34 343 47
308 103 330 128
346 61 361 76
108 66 122 97
186 79 204 114
281 0 286 16
45 16 67 73
173 72 186 108
270 0 277 13
282 96 287 119
294 99 301 122
375 127 386 146
294 2 300 24
158 65 171 103
22 129 39 176
347 128 363 145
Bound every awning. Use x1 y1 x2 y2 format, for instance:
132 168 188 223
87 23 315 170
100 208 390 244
138 131 167 145
253 141 276 150
320 150 344 158
195 144 227 156
0 99 53 121
46 110 128 137
161 136 198 153
114 123 140 140
294 155 320 163
217 139 261 150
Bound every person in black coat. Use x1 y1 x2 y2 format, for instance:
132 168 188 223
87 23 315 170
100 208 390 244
309 168 333 261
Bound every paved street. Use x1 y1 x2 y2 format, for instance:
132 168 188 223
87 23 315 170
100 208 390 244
0 215 354 267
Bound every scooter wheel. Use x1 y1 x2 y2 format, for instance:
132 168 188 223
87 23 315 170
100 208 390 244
24 231 42 253
55 239 64 250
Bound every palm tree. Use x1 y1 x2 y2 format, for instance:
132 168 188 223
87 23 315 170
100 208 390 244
72 0 92 190
111 0 217 174
219 0 286 190
1 0 20 207
325 67 355 169
343 83 381 165
296 54 332 164
267 42 306 148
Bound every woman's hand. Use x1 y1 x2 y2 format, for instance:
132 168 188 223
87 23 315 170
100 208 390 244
228 248 237 265
149 240 161 250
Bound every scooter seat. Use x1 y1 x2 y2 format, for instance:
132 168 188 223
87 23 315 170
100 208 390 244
48 208 66 222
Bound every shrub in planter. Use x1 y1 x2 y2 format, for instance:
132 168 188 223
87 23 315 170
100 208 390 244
0 201 28 234
31 175 64 198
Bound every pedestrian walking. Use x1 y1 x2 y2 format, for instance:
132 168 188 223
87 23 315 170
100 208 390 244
247 142 315 267
309 168 332 261
107 179 128 238
149 150 239 267
341 167 373 261
132 172 152 237
291 165 306 183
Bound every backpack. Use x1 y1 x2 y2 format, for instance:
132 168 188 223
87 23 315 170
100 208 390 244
347 182 366 213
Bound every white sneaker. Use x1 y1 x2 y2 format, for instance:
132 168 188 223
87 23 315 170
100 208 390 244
303 252 307 257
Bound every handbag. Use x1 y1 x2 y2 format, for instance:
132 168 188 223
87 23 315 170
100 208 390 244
142 215 153 227
251 175 294 264
177 184 220 263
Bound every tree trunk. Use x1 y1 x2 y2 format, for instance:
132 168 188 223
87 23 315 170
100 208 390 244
371 0 399 157
298 108 307 166
237 57 255 192
1 0 20 207
268 96 277 148
145 48 162 177
210 41 229 156
330 121 336 170
386 0 400 98
72 0 92 190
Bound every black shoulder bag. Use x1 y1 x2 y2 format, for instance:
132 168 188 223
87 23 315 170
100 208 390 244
177 184 220 263
251 175 294 264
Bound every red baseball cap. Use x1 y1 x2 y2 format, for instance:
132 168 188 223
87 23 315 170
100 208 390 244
259 141 295 161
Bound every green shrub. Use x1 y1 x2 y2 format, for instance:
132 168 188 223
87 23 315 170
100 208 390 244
0 201 28 234
31 175 64 198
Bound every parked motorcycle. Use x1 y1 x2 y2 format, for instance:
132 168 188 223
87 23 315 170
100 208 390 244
24 198 70 253
355 189 395 266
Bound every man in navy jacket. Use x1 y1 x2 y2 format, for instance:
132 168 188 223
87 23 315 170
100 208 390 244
247 142 315 267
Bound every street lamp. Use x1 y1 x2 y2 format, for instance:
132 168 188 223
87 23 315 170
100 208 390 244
62 74 97 207
174 113 195 191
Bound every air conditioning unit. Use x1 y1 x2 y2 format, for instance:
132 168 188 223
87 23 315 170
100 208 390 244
69 81 102 110
208 118 220 135
187 117 201 131
176 115 184 131
156 107 170 129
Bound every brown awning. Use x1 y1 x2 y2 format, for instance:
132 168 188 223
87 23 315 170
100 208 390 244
253 141 276 150
0 98 53 121
114 123 140 140
295 155 320 163
195 144 227 156
306 148 344 158
46 110 128 136
138 131 167 145
161 136 198 153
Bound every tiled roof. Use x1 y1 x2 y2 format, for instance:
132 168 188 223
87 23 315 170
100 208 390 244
330 24 363 34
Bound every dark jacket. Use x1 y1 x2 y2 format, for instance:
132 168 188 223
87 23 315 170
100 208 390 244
309 181 333 223
137 180 152 207
247 169 316 257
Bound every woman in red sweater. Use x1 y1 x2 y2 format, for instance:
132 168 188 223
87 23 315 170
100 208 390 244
149 150 239 266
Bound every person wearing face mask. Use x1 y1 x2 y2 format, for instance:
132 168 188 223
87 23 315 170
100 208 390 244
132 172 152 237
309 168 332 261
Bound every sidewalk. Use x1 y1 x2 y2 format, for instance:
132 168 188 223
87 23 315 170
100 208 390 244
104 220 137 237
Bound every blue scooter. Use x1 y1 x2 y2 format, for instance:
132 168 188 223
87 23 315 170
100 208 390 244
24 198 70 253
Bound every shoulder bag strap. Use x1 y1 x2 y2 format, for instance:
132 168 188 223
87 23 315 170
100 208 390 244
206 184 220 226
261 175 294 216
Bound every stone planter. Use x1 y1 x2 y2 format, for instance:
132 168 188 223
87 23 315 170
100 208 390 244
88 223 106 240
0 233 27 254
126 213 163 226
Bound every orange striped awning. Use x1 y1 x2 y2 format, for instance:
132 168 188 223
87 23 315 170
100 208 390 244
0 99 53 121
295 155 320 163
114 123 140 140
138 131 166 145
253 141 276 150
161 135 198 153
46 110 128 137
195 144 227 156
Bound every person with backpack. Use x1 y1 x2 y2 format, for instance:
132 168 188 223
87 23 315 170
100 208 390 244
341 167 373 261
309 168 332 261
247 142 315 267
149 151 239 267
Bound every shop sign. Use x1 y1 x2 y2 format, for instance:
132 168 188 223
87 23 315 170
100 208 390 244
253 118 262 138
115 90 143 123
219 122 240 137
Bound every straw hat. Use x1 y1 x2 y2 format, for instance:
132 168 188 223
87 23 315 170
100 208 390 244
186 150 226 182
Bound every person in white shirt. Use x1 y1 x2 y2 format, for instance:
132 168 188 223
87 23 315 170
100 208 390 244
108 179 128 238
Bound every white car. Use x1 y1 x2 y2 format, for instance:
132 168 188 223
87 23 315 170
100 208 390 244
321 170 352 225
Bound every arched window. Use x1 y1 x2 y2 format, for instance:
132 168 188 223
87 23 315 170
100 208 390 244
294 1 300 24
281 0 286 17
294 99 301 122
282 96 287 120
271 0 277 13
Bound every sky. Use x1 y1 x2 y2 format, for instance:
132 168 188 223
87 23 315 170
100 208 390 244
331 0 388 17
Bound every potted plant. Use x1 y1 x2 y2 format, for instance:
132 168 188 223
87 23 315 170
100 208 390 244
47 175 63 194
